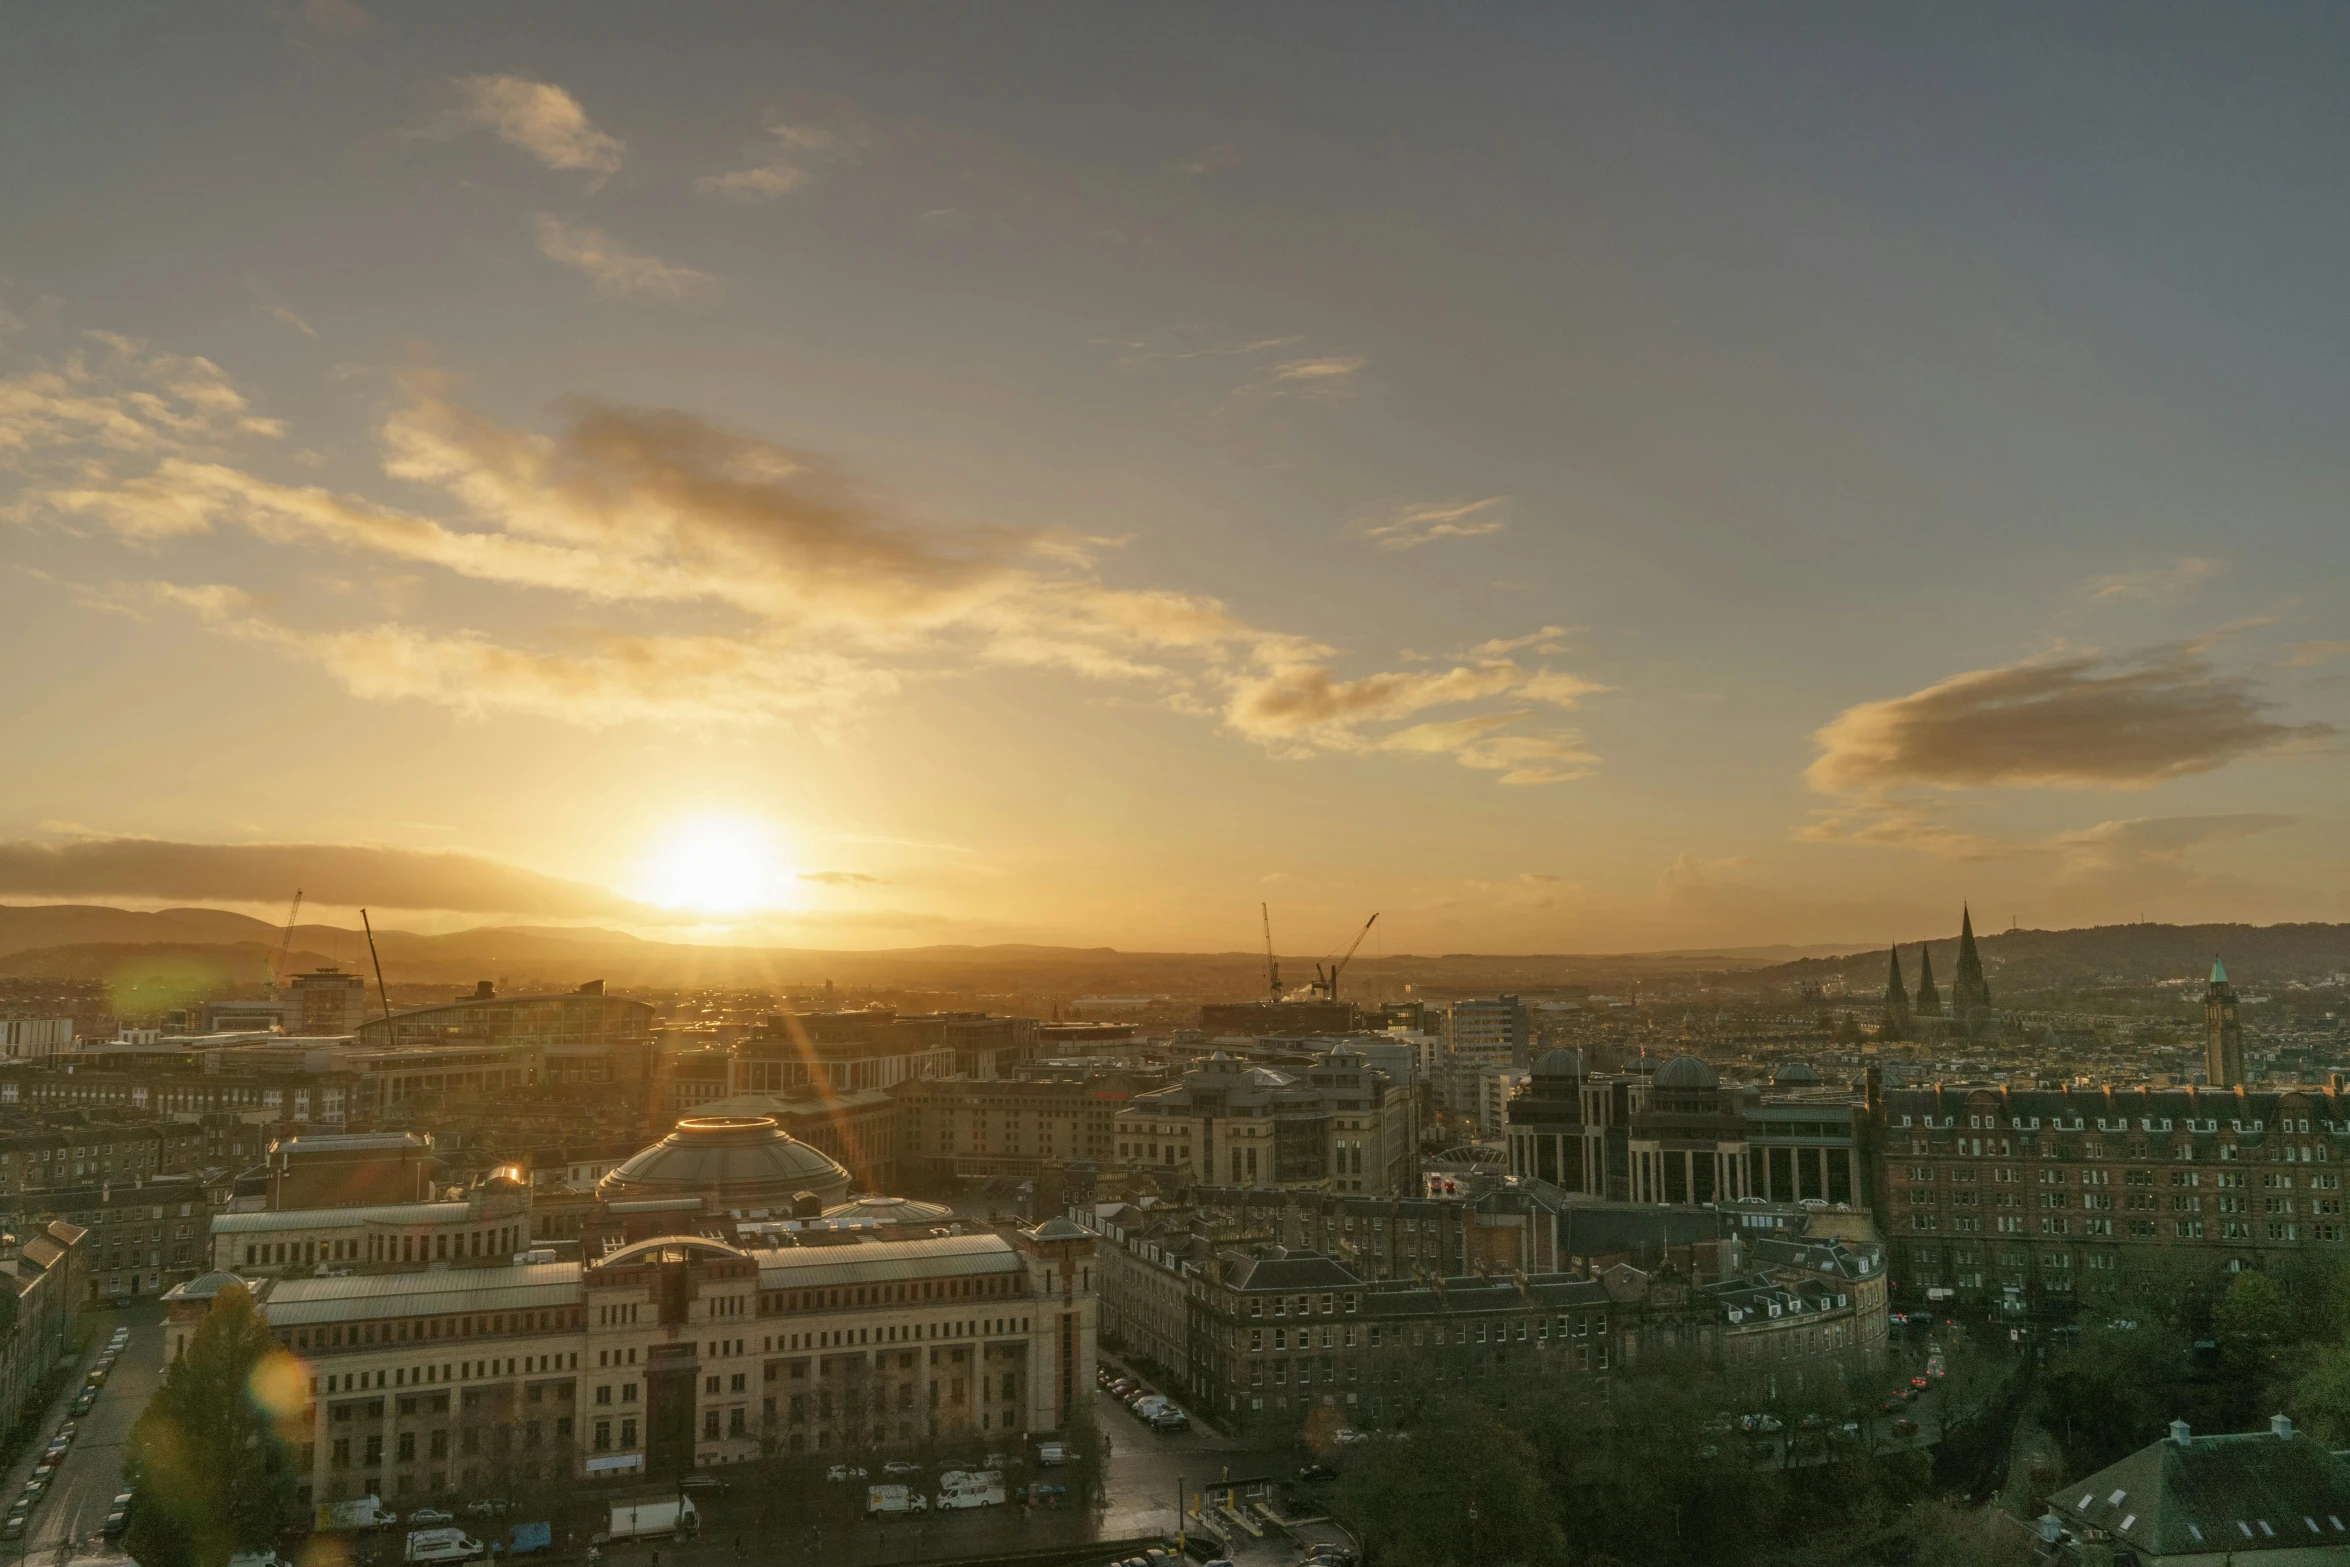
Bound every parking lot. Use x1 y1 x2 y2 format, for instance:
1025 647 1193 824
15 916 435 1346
12 1301 161 1560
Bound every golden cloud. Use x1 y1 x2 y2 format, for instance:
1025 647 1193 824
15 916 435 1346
435 75 623 180
532 216 716 299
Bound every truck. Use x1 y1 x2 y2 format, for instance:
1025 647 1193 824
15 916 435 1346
934 1470 1005 1510
315 1496 395 1532
864 1485 928 1516
506 1524 552 1557
604 1499 698 1541
401 1530 484 1564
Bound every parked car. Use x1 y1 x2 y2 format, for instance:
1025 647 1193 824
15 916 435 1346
1034 1443 1073 1466
1738 1414 1782 1435
983 1452 1022 1470
1022 1482 1067 1505
102 1508 129 1538
23 1480 47 1503
408 1509 454 1526
1298 1464 1337 1483
1332 1429 1369 1446
463 1500 509 1517
70 1393 95 1415
1909 1376 1930 1390
1891 1417 1919 1439
53 1424 75 1442
2 1518 24 1542
826 1465 868 1482
1151 1410 1189 1432
678 1475 729 1493
880 1461 922 1479
31 1464 55 1483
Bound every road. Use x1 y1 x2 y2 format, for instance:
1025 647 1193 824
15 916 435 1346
16 1300 162 1564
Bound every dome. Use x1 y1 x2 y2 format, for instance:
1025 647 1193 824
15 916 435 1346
1772 1061 1823 1086
163 1270 245 1304
1532 1048 1586 1080
1653 1055 1718 1091
597 1117 852 1210
821 1195 953 1226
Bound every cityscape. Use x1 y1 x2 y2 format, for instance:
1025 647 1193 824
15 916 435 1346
6 7 2350 1567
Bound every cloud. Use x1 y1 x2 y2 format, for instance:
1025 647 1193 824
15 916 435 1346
1468 627 1569 658
0 332 284 464
798 870 885 886
268 306 317 338
2044 813 2298 873
298 0 370 35
24 341 1607 784
532 215 716 298
436 75 623 181
1167 143 1239 178
2282 640 2350 668
1245 355 1366 404
0 834 635 917
1806 649 2329 795
2086 556 2223 606
1362 496 1510 551
696 122 846 202
1520 872 1562 884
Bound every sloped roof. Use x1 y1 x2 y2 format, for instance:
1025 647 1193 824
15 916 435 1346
2053 1424 2350 1559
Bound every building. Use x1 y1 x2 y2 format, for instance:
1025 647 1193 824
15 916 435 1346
2206 959 2245 1089
1179 1217 1885 1432
269 1132 440 1209
1505 1052 1863 1208
355 982 653 1085
893 1068 1160 1185
0 1222 87 1439
2047 1414 2350 1566
1199 1002 1359 1039
175 1215 1096 1509
0 1018 73 1062
1873 1075 2350 1314
679 1089 903 1193
211 1179 533 1276
13 1179 205 1300
0 1120 206 1198
1475 1069 1528 1140
1115 1049 1416 1197
288 969 370 1036
730 1011 957 1097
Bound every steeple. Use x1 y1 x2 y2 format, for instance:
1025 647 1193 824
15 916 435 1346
1881 947 1912 1040
2211 956 2229 985
1913 946 1943 1017
1950 905 1996 1041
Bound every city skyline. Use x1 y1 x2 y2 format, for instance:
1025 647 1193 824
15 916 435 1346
3 4 2346 952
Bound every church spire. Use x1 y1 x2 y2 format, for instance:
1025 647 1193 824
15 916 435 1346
1913 945 1943 1017
1881 946 1912 1040
1951 904 1996 1040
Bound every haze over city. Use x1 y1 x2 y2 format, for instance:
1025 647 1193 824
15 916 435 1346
4 4 2346 957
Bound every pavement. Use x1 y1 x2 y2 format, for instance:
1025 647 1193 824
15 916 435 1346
8 1298 163 1566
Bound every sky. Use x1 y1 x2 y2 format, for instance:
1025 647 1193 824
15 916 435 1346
1 2 2346 955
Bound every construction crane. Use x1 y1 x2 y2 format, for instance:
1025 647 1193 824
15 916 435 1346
273 889 303 990
1312 912 1379 1004
1260 903 1284 1004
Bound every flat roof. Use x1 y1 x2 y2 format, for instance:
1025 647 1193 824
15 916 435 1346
262 1261 582 1327
213 1202 475 1233
754 1232 1022 1292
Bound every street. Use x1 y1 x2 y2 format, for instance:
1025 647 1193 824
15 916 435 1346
14 1299 163 1565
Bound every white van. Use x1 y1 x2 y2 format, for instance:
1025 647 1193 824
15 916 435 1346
402 1529 484 1563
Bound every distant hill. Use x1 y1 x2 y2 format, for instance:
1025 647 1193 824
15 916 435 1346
1754 922 2350 996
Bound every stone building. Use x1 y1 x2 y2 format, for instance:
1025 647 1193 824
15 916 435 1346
1114 1049 1417 1197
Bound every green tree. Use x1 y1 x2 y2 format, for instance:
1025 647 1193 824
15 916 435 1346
2292 1342 2350 1447
2215 1269 2293 1376
125 1282 301 1567
1337 1402 1565 1567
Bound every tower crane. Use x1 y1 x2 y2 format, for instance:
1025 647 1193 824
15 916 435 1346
1312 912 1379 1004
1260 903 1284 1004
273 889 303 990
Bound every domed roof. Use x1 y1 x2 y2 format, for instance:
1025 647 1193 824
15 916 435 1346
1772 1061 1823 1086
598 1117 852 1210
1532 1047 1586 1079
822 1195 952 1226
1653 1055 1718 1090
163 1270 246 1304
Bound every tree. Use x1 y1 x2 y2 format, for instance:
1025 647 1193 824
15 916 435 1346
2292 1342 2350 1447
1336 1402 1565 1567
2215 1269 2293 1376
125 1282 302 1567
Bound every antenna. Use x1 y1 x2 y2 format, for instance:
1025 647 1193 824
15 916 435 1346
360 909 395 1030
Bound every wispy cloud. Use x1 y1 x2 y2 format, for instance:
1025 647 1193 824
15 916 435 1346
1363 496 1509 551
2085 555 2223 606
1806 648 2326 795
1246 355 1366 404
434 75 623 182
532 215 716 299
1166 142 1239 178
696 121 849 202
0 831 634 916
268 306 316 338
23 335 1607 785
2282 640 2350 668
298 0 370 36
798 870 885 886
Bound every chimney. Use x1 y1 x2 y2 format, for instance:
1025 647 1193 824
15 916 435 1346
2273 1414 2296 1440
2170 1418 2192 1447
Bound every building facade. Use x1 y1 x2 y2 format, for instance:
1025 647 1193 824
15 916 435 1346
1115 1050 1416 1197
355 983 654 1086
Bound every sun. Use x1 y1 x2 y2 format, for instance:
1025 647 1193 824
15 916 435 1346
640 814 795 915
